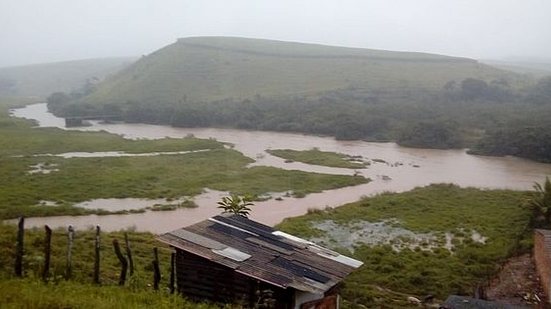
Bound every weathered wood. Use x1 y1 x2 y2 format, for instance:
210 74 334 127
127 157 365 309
66 225 74 280
14 216 24 277
175 250 254 304
112 239 128 286
169 252 176 294
152 247 161 290
93 225 101 284
42 225 52 282
124 233 134 276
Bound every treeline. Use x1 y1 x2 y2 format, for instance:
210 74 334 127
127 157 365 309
469 124 551 163
48 76 551 162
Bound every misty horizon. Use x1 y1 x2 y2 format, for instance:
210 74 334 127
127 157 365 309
2 0 551 67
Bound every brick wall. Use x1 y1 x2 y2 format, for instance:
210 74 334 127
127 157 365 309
534 229 551 303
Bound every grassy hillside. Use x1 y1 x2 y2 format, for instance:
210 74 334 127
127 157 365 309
77 36 517 106
0 57 135 97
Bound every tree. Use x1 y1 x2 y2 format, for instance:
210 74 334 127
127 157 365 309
461 78 489 100
527 177 551 227
528 76 551 104
397 120 463 149
217 194 254 217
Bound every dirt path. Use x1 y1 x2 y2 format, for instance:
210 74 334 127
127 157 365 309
486 254 547 307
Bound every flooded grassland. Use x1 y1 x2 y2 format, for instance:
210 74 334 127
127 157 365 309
5 103 551 232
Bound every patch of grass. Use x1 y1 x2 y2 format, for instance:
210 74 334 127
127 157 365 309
150 200 198 211
0 224 217 308
0 278 216 309
0 224 169 284
0 149 367 219
276 184 532 307
267 148 367 169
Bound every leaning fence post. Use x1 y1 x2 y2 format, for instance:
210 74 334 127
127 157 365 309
14 216 25 277
152 247 161 290
66 225 74 280
169 252 176 294
113 239 128 286
93 225 101 284
42 225 52 282
124 233 134 276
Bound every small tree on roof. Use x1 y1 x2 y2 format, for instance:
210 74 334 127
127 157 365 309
217 194 254 217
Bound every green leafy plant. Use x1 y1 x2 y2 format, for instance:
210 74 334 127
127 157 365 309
217 194 254 217
527 177 551 227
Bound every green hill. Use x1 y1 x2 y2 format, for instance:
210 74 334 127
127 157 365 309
49 37 551 162
77 36 519 106
0 57 135 97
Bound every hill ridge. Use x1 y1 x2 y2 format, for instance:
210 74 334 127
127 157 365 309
72 36 514 106
174 36 475 63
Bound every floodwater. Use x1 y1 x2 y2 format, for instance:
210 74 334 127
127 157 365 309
8 103 551 233
29 149 210 158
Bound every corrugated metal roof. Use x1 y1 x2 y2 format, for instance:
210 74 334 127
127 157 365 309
157 214 363 294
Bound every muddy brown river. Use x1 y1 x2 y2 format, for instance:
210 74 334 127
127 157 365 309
8 103 551 233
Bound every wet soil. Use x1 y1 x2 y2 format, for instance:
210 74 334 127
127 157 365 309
486 254 548 308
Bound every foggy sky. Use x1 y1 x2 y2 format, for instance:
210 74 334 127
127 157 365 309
1 0 550 67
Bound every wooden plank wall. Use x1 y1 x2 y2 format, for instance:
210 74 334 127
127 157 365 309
175 250 294 308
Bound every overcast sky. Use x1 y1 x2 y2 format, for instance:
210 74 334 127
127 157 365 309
1 0 550 67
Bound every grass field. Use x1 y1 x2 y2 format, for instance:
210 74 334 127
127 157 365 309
267 148 367 169
0 279 216 309
276 184 532 308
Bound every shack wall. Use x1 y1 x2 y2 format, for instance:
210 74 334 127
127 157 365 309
175 249 293 308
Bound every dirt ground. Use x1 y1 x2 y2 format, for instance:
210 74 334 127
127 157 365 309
486 254 549 308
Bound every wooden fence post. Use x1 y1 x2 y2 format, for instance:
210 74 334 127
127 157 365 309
42 225 52 282
124 233 134 276
14 216 24 277
93 225 101 284
66 225 74 280
169 252 176 294
152 247 161 290
112 239 128 286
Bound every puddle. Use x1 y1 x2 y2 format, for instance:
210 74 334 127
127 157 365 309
471 231 488 244
309 220 488 253
74 197 192 211
37 200 59 207
28 163 59 174
28 149 210 159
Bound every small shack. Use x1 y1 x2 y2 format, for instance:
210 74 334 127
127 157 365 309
157 214 363 309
